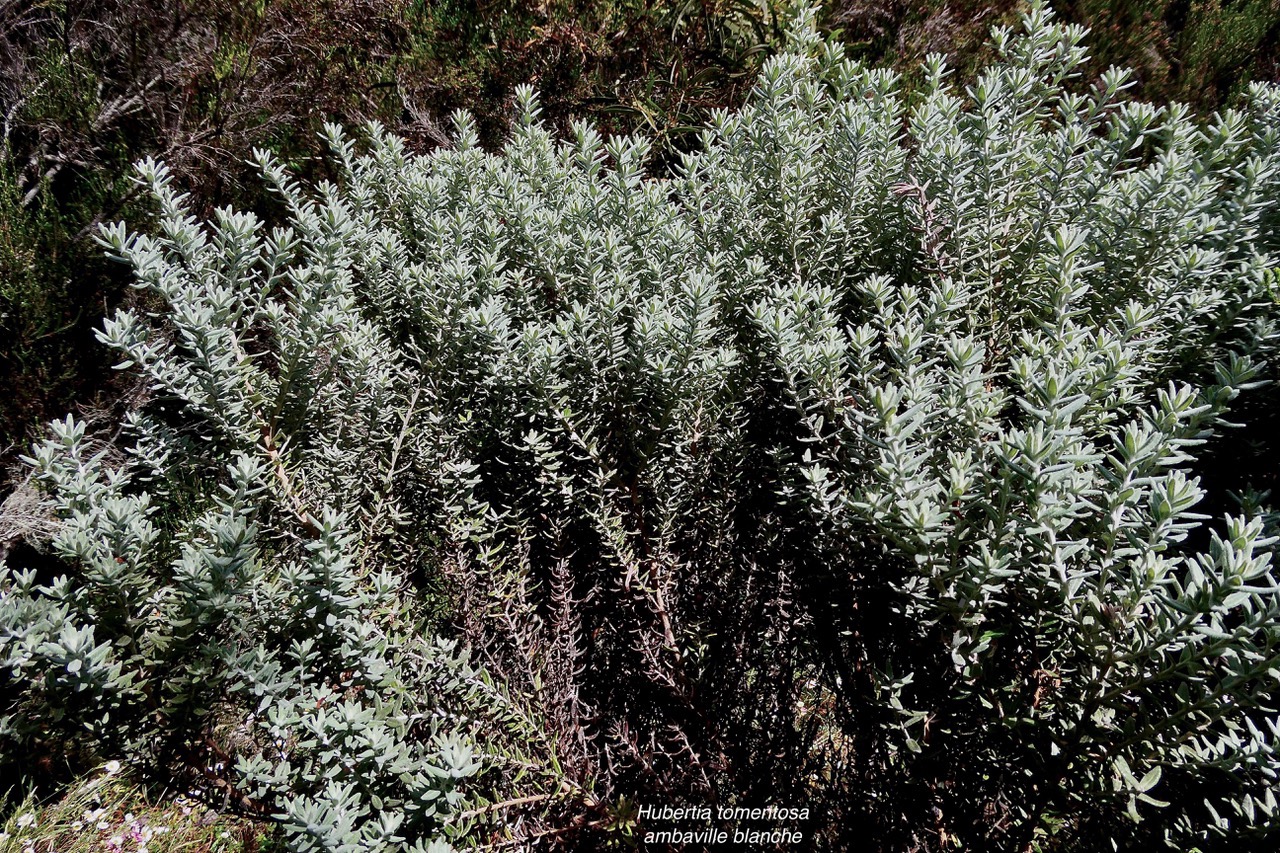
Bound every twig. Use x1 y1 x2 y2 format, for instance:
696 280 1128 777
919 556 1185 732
259 421 322 538
451 790 562 821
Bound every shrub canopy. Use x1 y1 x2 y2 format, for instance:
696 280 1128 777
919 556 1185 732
4 5 1280 850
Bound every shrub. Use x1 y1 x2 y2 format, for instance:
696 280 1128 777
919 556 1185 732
0 0 797 473
0 156 126 460
828 1 1280 110
1061 0 1280 105
4 4 1280 850
2 419 488 851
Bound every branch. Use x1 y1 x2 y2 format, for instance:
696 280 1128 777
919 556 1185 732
258 420 322 538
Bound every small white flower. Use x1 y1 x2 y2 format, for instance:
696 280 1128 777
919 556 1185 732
104 760 123 775
98 821 111 831
15 813 36 828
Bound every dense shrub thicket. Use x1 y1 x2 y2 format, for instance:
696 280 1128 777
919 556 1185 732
4 5 1280 850
0 0 784 462
5 0 1280 468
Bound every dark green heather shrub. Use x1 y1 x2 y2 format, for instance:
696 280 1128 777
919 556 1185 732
4 5 1280 850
